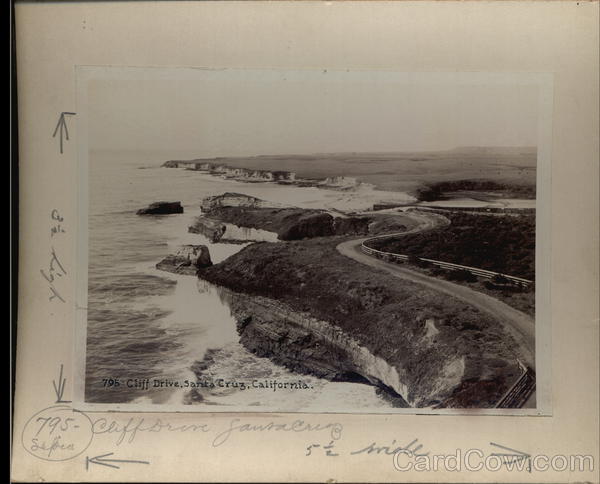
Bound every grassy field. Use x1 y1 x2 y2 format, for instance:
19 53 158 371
415 179 536 201
368 211 535 280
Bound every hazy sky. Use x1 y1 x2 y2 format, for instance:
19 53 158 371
88 76 538 156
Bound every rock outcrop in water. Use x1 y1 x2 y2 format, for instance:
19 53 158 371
137 201 184 215
156 245 212 275
188 216 227 243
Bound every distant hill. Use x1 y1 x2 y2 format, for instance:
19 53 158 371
449 146 537 155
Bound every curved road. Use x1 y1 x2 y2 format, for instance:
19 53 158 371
336 211 535 369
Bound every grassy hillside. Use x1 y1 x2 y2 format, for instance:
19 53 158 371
415 179 536 201
368 211 535 280
202 206 416 240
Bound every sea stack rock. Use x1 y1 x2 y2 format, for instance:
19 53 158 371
156 245 213 275
136 201 184 215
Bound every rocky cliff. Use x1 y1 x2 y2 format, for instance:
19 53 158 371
319 176 361 190
198 193 373 241
156 245 212 275
162 159 370 189
188 216 227 243
198 238 523 408
162 160 296 183
216 287 497 408
220 289 410 406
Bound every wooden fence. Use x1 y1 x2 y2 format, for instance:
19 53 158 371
360 243 533 288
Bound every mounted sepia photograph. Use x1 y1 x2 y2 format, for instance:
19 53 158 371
74 67 552 414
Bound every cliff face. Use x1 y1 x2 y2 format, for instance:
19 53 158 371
319 176 360 190
188 216 227 243
221 289 411 405
188 215 279 244
209 165 295 182
218 289 487 407
163 160 296 182
202 206 372 241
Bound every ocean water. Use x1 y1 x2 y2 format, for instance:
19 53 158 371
85 151 391 411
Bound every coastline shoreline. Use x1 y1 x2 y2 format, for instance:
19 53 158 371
150 157 537 409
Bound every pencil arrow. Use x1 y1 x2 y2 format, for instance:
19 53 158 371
86 453 150 471
52 363 71 403
489 442 531 472
52 112 76 154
